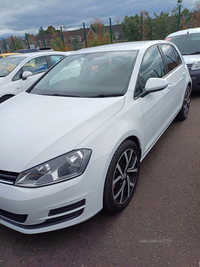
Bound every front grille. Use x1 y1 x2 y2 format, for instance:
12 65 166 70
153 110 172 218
0 209 28 223
0 170 19 185
187 64 192 70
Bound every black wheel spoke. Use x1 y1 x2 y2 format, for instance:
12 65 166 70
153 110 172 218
127 156 138 173
116 163 125 179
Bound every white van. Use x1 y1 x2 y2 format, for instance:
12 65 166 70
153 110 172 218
166 27 200 92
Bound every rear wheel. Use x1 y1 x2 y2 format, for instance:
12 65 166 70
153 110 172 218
103 140 140 213
176 85 191 121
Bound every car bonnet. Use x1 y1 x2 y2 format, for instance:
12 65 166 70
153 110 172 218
0 92 124 172
182 54 200 65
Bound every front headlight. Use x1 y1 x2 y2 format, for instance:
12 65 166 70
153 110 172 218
191 60 200 70
15 149 92 187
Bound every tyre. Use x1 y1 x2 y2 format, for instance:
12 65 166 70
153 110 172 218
176 85 191 121
103 140 140 213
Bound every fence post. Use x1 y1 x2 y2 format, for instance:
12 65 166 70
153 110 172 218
83 23 87 48
2 38 7 53
40 27 46 47
109 18 113 44
177 4 181 31
60 27 66 50
141 13 143 40
60 27 65 43
25 33 30 49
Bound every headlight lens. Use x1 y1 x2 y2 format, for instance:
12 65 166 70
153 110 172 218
191 60 200 70
15 149 92 187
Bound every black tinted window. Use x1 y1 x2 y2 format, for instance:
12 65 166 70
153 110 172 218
172 46 182 65
160 45 180 72
135 45 166 97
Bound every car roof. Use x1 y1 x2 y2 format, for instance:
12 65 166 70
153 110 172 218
166 27 200 38
73 40 171 54
7 51 69 58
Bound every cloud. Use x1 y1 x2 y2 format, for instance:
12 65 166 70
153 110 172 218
0 0 196 38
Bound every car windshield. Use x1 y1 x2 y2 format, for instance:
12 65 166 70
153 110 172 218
30 51 138 97
0 56 26 77
168 33 200 55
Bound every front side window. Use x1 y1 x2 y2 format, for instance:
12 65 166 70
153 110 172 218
23 56 48 75
30 51 138 97
0 56 26 77
160 44 180 72
135 46 166 97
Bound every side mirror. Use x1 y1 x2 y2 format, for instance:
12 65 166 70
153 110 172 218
145 78 168 93
22 71 33 80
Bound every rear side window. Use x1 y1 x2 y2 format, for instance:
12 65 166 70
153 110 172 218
160 44 181 73
172 46 182 65
49 55 64 66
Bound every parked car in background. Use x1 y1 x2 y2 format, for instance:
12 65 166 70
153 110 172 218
0 51 70 103
0 53 20 59
0 41 191 234
166 27 200 92
14 48 53 53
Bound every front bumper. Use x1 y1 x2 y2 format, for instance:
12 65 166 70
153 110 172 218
187 65 200 92
0 156 108 234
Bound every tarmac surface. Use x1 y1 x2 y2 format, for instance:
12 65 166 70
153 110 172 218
0 94 199 267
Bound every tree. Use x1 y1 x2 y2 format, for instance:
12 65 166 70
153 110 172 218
71 36 83 50
38 26 61 35
89 30 111 47
189 1 200 28
152 11 171 39
122 15 140 41
8 36 24 52
181 8 192 27
89 17 111 47
45 25 61 34
90 17 104 33
170 0 184 31
50 34 63 51
140 10 154 40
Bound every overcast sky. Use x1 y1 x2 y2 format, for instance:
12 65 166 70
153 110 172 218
0 0 196 38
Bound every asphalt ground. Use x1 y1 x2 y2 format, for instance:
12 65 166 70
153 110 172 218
0 94 199 267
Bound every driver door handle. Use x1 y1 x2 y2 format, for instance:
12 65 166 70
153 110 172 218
168 82 174 89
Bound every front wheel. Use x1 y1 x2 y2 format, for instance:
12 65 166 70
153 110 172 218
103 140 140 213
176 85 191 121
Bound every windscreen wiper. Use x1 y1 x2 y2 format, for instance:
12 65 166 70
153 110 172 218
183 51 200 55
89 94 123 98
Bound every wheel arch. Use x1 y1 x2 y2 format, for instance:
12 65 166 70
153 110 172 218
0 94 15 103
125 135 142 159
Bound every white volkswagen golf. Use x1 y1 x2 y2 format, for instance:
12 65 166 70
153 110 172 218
0 41 191 234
